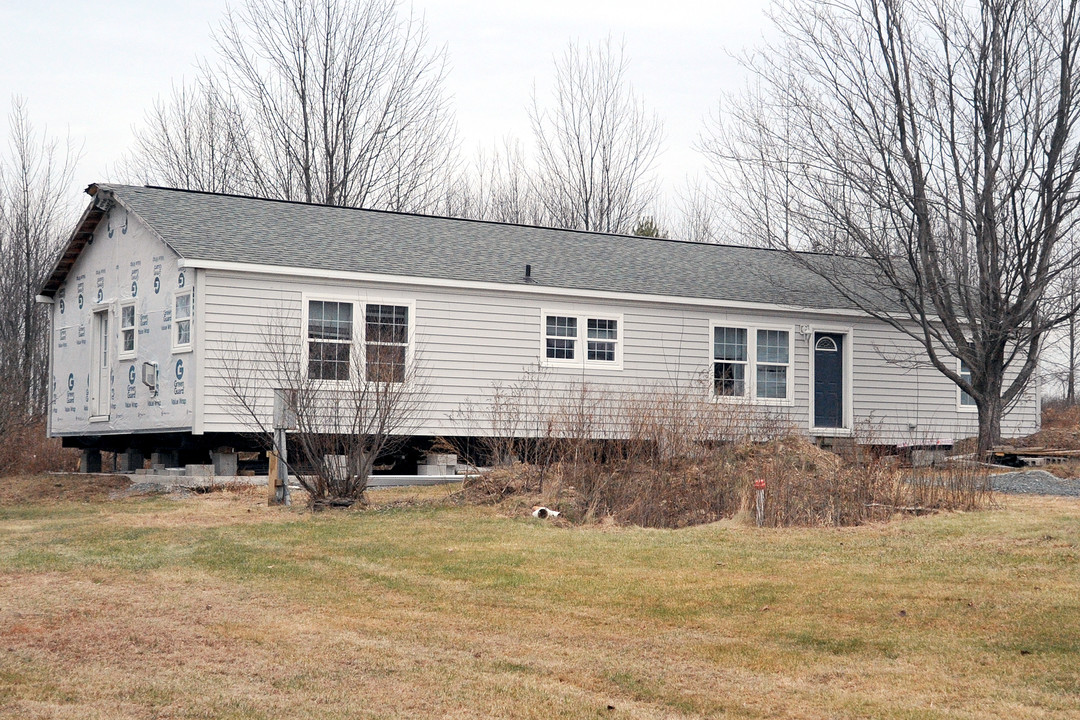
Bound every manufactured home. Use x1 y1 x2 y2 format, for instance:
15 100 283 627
38 184 1038 472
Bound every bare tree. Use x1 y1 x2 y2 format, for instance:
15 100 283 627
125 0 458 212
220 304 426 506
529 38 663 233
442 138 549 224
122 79 249 194
702 0 1080 451
0 98 77 433
673 177 724 245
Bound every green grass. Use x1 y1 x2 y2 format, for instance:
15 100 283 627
0 483 1078 718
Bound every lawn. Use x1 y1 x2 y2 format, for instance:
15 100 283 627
0 477 1078 719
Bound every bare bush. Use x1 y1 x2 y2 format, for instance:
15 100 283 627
220 308 426 507
0 420 79 477
461 369 992 528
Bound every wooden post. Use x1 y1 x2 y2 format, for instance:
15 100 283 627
754 478 766 527
274 426 291 506
270 388 294 506
267 450 280 504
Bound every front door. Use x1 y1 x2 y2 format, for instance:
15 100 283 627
814 332 844 428
90 309 111 418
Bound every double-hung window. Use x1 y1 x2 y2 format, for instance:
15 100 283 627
173 290 192 352
543 312 621 368
587 319 618 361
713 327 748 396
712 325 792 402
365 304 409 383
119 301 137 359
308 300 353 381
546 316 578 360
756 329 790 399
305 299 411 383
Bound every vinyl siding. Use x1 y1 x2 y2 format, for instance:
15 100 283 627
198 269 1038 444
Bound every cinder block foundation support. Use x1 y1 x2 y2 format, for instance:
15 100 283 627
150 450 179 468
118 449 145 473
212 451 238 476
80 449 102 474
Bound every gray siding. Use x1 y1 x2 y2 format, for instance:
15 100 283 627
198 269 1038 445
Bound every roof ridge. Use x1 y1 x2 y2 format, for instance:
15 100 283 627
116 183 853 260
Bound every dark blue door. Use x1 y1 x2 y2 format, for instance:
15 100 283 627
814 333 844 428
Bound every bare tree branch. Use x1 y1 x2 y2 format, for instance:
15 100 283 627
703 0 1080 451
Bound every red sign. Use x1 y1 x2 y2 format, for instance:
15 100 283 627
753 479 767 490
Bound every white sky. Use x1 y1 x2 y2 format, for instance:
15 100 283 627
0 0 773 210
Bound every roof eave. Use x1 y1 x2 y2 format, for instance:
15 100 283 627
38 184 114 298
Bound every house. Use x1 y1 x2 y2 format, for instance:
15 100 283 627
38 184 1038 472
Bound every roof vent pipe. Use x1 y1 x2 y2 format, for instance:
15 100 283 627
524 264 536 282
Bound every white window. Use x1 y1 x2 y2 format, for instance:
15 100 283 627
542 312 622 368
756 329 790 399
305 299 412 383
546 316 578 360
307 300 353 381
173 290 193 352
713 327 748 396
119 301 137 359
959 360 977 408
365 304 409 383
587 319 618 361
712 324 793 402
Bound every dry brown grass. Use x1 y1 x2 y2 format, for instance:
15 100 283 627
0 473 131 505
1 477 1078 719
0 422 79 477
466 436 992 528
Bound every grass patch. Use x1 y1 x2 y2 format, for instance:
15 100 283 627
0 480 1077 718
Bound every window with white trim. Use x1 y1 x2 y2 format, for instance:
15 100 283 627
365 304 408 383
713 327 748 396
542 313 621 368
305 300 412 383
307 300 353 381
119 301 136 359
173 290 192 352
756 329 790 399
712 325 792 401
546 316 578 360
959 360 976 407
587 319 618 361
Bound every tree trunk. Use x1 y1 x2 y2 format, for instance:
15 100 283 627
1069 317 1076 403
976 397 1003 454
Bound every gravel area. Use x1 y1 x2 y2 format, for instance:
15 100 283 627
989 469 1080 497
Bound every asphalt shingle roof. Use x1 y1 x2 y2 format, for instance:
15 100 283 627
75 184 885 312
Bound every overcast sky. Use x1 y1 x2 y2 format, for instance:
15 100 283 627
0 0 773 210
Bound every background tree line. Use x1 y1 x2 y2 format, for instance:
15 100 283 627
4 0 1080 453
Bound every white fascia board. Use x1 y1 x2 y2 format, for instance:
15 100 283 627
177 258 888 319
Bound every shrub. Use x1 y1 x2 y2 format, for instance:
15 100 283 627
0 419 79 476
